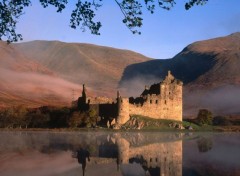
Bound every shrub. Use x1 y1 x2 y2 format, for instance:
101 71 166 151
196 109 213 126
68 111 86 128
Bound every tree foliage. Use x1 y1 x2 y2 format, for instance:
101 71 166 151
0 0 209 43
196 109 213 126
0 106 29 128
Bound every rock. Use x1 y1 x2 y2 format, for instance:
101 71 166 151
110 118 116 126
113 123 121 129
186 126 193 130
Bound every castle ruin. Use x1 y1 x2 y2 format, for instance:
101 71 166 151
77 71 183 125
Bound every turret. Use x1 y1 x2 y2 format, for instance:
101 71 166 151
78 84 89 111
82 84 86 102
116 91 130 125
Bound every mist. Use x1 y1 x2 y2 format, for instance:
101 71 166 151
119 75 240 117
0 68 82 107
183 133 240 176
184 85 240 117
118 75 162 97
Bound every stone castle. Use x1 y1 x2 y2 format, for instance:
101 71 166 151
78 71 183 125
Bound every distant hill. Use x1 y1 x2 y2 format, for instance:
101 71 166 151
119 33 240 116
14 41 151 96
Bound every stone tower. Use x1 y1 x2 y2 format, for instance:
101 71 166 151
82 84 87 102
117 91 130 125
78 84 89 111
128 70 183 121
160 71 183 121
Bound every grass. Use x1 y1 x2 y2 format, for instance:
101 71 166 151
122 115 214 131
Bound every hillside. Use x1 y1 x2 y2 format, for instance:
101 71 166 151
14 41 151 96
0 41 82 108
119 33 240 116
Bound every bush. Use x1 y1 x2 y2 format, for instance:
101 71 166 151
196 109 213 126
68 109 98 128
28 109 50 128
68 111 86 128
0 106 30 128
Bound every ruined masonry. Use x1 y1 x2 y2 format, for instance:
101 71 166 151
77 71 183 125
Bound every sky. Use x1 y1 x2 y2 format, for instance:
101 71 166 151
17 0 240 59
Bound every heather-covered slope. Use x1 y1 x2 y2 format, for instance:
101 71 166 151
0 41 81 108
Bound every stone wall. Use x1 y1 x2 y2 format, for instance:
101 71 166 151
87 97 116 104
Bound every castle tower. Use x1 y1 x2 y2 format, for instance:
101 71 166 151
160 71 183 121
117 91 130 125
82 84 87 103
78 84 89 111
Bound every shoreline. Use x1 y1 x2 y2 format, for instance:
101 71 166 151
0 126 239 132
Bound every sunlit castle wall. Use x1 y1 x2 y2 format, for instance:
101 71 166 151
129 71 183 121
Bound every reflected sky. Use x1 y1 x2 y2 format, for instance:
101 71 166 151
0 132 239 176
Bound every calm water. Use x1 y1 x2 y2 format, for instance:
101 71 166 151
0 131 239 176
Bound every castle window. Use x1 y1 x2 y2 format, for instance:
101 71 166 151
165 100 167 104
150 158 152 162
156 100 158 104
169 92 171 95
150 100 152 104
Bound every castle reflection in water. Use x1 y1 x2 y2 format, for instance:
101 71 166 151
93 133 182 176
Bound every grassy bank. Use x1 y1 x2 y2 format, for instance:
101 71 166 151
121 115 214 131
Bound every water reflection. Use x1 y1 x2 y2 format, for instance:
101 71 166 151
0 132 239 176
197 137 213 153
72 148 90 176
114 134 182 176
